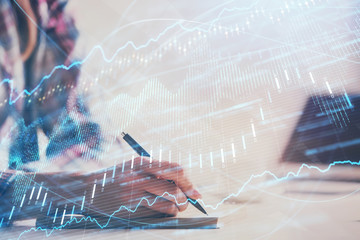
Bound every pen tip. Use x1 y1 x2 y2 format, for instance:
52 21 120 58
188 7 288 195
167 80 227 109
121 132 126 137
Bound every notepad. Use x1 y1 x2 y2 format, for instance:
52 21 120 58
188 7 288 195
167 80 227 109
36 215 218 229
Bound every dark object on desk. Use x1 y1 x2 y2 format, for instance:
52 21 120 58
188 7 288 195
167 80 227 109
282 95 360 164
36 216 218 229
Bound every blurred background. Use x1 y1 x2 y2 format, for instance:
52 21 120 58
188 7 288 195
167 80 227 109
64 0 360 204
3 0 360 238
61 0 359 188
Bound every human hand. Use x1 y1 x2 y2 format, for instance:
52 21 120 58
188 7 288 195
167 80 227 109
0 158 201 223
85 157 202 219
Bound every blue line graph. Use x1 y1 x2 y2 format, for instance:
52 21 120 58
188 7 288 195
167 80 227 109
15 159 360 239
1 0 359 239
1 1 262 105
7 0 356 105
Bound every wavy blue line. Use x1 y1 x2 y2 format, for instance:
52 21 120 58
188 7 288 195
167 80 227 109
1 1 261 105
16 159 360 239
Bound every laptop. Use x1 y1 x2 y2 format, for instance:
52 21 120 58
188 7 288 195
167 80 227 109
281 94 360 182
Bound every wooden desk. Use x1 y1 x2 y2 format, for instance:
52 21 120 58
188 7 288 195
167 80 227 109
2 178 359 240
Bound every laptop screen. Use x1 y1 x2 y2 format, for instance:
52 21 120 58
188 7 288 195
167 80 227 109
282 95 360 164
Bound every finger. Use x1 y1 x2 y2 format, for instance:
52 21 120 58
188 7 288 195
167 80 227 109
114 189 173 213
111 206 172 220
139 193 179 216
121 158 201 199
90 187 144 216
121 157 151 171
143 177 188 212
140 161 202 199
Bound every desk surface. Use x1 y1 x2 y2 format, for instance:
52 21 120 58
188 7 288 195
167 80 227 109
2 178 359 240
